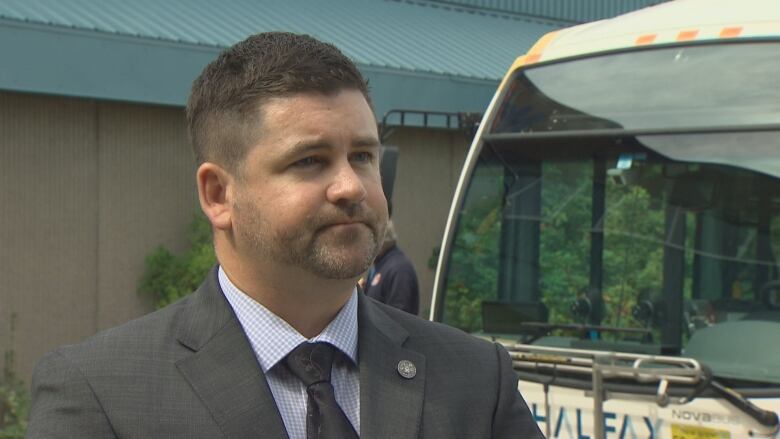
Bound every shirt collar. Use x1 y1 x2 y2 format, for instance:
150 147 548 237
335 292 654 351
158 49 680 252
218 266 359 373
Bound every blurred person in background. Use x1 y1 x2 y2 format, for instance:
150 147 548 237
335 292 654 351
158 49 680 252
364 219 419 315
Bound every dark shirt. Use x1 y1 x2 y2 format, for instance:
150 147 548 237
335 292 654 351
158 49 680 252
365 244 419 315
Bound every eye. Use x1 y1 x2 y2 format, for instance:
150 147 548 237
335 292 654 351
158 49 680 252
292 156 319 167
351 151 374 163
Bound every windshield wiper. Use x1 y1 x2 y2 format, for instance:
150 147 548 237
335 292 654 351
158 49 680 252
708 378 779 431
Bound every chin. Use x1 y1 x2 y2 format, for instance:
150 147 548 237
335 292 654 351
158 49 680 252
313 255 373 280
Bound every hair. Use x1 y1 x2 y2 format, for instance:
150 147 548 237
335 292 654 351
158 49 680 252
185 32 371 173
383 219 397 244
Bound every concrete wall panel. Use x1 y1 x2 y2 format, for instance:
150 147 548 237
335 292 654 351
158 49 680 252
0 91 99 382
96 102 198 331
0 93 200 382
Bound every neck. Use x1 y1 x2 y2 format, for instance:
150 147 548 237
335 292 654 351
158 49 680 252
216 244 357 338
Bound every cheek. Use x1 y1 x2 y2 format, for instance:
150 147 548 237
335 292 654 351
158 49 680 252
366 183 389 216
269 182 324 219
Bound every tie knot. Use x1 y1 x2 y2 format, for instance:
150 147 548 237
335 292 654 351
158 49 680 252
285 342 337 387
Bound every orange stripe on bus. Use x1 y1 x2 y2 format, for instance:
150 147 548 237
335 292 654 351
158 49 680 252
677 30 699 41
524 30 560 64
635 34 657 45
526 54 541 64
720 26 743 38
528 31 560 55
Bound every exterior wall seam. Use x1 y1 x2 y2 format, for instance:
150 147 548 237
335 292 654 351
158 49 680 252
94 100 101 334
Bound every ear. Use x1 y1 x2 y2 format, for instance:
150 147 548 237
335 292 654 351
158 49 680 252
196 162 233 231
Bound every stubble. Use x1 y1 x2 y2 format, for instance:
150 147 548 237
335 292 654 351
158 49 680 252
234 198 385 279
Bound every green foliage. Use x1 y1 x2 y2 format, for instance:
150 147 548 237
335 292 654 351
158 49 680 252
444 209 501 332
600 184 664 328
441 160 680 339
540 166 667 329
427 246 440 270
0 352 29 439
139 215 216 309
441 166 503 332
0 314 29 439
539 162 593 323
443 206 502 332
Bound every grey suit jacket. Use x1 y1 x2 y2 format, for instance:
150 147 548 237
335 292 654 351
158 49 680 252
27 267 543 438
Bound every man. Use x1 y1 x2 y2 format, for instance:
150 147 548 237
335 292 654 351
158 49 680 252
365 220 420 315
27 32 543 438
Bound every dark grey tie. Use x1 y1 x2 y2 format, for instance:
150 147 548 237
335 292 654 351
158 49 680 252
285 342 359 439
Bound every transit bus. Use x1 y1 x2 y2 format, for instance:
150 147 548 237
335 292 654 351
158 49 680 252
430 0 780 437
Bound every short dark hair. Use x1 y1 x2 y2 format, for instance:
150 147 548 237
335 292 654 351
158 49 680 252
185 32 371 172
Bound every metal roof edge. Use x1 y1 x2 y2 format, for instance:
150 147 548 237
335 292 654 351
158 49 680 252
358 63 501 84
389 0 578 25
0 16 221 51
0 21 498 121
0 17 504 82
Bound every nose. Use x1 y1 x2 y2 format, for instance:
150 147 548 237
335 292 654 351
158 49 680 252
326 160 367 205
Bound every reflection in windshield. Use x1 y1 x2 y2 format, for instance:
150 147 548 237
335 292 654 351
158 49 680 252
441 132 780 384
638 132 780 179
492 42 780 133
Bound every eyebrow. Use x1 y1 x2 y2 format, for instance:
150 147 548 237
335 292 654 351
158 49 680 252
353 137 381 148
285 141 329 158
286 136 380 157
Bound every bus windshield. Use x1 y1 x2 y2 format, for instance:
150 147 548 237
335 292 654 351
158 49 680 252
492 41 780 134
438 42 780 386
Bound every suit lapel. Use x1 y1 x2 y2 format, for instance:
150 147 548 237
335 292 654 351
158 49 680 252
358 294 426 439
174 267 288 439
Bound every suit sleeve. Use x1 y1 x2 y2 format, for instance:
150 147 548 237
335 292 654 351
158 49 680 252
491 343 545 438
27 350 117 438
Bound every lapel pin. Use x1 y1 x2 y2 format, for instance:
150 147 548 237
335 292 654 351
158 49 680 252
397 360 417 379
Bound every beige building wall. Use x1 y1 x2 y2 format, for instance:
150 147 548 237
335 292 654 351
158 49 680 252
0 92 469 383
0 91 198 383
384 127 469 316
96 102 198 330
0 92 101 384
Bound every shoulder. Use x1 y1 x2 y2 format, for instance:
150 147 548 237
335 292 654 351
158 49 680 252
361 297 507 397
365 297 498 360
360 297 540 437
42 292 196 373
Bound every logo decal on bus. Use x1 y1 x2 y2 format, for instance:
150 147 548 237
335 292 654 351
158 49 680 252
532 404 663 439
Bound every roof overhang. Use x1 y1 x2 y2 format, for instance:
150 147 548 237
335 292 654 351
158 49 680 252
0 19 498 122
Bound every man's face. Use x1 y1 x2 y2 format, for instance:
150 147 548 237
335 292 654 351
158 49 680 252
231 89 388 280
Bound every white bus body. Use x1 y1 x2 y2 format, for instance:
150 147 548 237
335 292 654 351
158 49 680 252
430 1 780 437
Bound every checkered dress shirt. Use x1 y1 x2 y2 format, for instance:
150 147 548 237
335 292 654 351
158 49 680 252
218 267 360 439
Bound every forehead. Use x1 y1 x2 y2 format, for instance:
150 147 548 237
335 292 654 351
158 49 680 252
257 90 377 137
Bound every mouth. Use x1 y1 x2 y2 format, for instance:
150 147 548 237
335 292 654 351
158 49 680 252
317 219 372 235
315 208 376 234
325 221 365 229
